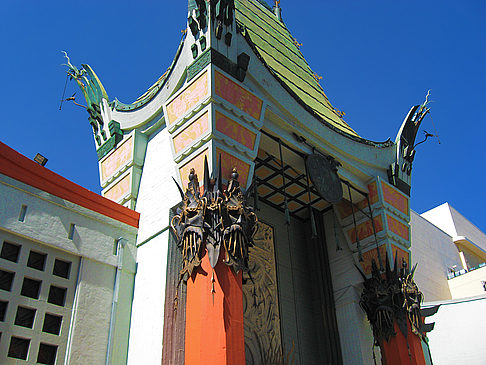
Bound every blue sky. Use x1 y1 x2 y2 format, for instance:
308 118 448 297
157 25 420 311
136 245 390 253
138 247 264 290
2 0 485 232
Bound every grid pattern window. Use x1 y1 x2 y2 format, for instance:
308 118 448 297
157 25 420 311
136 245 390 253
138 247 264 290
0 237 79 364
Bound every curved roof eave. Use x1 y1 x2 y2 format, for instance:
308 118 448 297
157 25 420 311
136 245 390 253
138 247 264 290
111 35 186 113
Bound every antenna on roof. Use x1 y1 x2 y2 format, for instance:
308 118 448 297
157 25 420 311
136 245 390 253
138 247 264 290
273 0 282 21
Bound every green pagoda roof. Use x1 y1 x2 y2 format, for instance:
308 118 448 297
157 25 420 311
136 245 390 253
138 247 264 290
113 0 359 138
235 0 359 137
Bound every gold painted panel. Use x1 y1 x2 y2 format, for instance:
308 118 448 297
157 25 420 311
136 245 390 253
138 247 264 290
101 136 133 181
172 112 209 154
166 72 208 124
243 222 282 364
179 149 208 189
103 173 130 202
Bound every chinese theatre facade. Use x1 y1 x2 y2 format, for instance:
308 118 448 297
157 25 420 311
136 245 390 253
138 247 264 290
66 0 435 364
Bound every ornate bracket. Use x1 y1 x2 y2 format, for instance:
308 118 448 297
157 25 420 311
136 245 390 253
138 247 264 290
389 91 432 195
171 156 257 281
360 255 431 344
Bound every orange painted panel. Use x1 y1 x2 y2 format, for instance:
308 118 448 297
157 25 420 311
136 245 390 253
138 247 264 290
216 148 251 187
347 215 384 243
391 245 410 269
336 198 370 220
215 112 256 150
185 253 245 365
368 181 379 205
387 215 410 241
214 71 263 120
167 72 208 124
104 174 131 202
101 136 133 181
173 113 209 154
360 244 387 275
179 149 209 189
382 181 409 215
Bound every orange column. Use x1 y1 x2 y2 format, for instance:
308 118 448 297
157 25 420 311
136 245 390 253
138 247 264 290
185 250 245 365
380 323 426 365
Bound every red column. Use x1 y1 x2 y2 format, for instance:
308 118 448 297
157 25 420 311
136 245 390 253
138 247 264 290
380 323 426 365
185 250 245 365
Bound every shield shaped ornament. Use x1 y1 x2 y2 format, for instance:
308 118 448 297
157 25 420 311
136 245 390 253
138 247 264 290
305 153 343 203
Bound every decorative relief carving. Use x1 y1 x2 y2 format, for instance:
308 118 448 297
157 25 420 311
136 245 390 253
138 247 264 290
171 157 258 280
360 256 431 345
243 222 283 365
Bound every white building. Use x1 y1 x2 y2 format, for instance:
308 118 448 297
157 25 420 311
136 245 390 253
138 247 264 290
0 141 139 364
411 202 486 364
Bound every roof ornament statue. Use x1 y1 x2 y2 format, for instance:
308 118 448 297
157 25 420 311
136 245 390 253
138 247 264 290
389 90 438 195
61 51 112 147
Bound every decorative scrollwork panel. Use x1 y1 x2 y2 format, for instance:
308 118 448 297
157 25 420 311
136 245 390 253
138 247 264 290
243 222 283 365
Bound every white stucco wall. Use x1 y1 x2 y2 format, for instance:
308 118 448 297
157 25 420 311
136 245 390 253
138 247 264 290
449 205 486 252
425 295 486 365
0 173 137 364
127 127 181 365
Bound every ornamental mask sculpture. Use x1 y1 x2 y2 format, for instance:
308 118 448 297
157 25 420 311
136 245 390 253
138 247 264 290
171 156 257 282
359 254 427 344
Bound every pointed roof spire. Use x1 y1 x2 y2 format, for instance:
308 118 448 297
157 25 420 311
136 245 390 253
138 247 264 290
273 0 282 21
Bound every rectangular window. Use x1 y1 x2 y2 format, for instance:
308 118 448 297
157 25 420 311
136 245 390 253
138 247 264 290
27 251 47 271
68 224 75 240
8 336 30 360
18 205 28 222
47 286 67 307
0 300 7 321
14 306 36 328
37 343 58 365
1 241 21 263
0 270 15 292
53 259 71 279
20 277 42 299
42 313 62 335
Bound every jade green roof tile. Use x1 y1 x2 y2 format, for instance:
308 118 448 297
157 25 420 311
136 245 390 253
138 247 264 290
235 0 359 137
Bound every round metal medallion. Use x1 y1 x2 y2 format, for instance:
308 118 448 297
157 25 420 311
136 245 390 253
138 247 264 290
305 153 343 203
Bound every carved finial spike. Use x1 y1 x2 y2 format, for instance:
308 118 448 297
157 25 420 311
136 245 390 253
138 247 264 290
273 0 282 21
217 155 223 191
231 168 239 181
189 168 195 182
203 156 210 193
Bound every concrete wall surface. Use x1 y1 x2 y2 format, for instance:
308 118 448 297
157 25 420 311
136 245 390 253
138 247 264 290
410 211 461 301
424 295 486 365
448 266 486 299
0 173 137 364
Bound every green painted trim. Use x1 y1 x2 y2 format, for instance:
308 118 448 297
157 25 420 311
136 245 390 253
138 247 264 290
97 134 123 161
109 120 122 137
187 48 247 83
187 49 211 82
136 225 170 248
